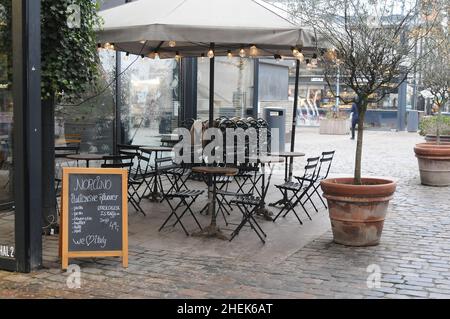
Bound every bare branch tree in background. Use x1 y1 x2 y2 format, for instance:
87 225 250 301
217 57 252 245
420 9 450 144
287 0 446 184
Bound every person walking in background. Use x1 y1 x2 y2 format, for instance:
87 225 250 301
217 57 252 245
350 97 359 140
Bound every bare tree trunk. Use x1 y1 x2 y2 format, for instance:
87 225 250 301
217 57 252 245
354 100 366 185
436 106 441 145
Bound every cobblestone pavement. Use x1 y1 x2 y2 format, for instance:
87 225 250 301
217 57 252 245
1 128 450 299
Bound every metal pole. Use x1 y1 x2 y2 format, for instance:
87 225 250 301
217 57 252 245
289 59 300 180
335 65 340 111
114 51 121 153
209 43 215 126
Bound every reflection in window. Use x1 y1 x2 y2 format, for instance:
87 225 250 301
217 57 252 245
0 0 14 251
121 55 180 146
55 49 115 154
197 57 254 120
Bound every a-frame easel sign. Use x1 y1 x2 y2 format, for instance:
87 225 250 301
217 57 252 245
60 167 128 270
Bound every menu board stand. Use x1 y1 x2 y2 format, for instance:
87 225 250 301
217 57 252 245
60 168 128 270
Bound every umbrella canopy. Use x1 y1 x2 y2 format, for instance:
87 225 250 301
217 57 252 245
97 0 321 58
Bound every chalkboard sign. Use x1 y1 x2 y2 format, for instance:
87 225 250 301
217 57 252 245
60 168 128 269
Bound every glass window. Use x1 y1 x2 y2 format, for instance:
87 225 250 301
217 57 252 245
0 0 15 260
197 57 254 120
120 55 180 146
55 49 116 155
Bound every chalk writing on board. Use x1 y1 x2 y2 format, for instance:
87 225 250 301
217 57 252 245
68 174 123 251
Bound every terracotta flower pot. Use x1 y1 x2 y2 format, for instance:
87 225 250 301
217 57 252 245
320 178 396 246
414 143 450 187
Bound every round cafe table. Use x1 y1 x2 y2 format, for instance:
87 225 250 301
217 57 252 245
66 154 106 168
191 166 238 240
268 152 305 207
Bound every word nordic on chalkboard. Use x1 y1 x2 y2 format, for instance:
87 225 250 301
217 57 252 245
60 168 128 270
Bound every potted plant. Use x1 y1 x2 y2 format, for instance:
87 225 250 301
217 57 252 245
319 109 350 135
414 26 450 186
419 116 450 143
293 0 442 245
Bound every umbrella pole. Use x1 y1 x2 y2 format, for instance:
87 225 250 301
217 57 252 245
209 44 215 126
289 59 300 180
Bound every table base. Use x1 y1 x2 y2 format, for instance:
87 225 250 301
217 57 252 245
255 207 274 221
191 225 229 241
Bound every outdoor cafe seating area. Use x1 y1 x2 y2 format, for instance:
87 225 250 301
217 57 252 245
54 116 335 246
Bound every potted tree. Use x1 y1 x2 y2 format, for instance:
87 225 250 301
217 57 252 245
291 0 442 245
414 26 450 186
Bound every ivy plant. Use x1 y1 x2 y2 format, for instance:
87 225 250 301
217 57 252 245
41 0 102 101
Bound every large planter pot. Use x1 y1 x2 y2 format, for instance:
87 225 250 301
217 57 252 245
414 142 450 186
320 178 397 246
319 118 350 135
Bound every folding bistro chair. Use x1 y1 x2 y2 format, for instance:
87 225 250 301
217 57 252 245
159 165 204 236
229 195 267 244
301 151 335 210
273 157 320 225
101 154 146 216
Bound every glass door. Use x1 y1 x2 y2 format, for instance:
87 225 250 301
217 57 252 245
0 0 16 264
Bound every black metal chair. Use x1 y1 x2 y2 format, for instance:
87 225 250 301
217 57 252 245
159 163 204 236
229 195 267 244
300 151 335 210
101 154 146 216
273 157 320 225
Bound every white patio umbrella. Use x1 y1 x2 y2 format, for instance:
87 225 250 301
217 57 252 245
97 0 327 157
97 0 320 58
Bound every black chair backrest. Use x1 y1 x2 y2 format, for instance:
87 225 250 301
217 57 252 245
155 157 175 170
55 145 80 158
317 151 335 180
299 157 320 187
101 155 134 172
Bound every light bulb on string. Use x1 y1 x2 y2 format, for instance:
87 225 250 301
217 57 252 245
227 50 233 59
154 51 160 60
207 48 215 59
175 51 181 62
311 53 318 66
292 47 300 57
110 43 115 51
169 40 176 48
249 45 258 57
296 51 304 62
200 53 206 62
239 48 246 58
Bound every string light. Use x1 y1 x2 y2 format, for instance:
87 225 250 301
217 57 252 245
239 48 246 58
169 40 177 48
154 51 160 60
292 47 300 57
207 48 215 59
249 45 258 57
124 52 130 61
200 53 205 62
175 51 181 62
140 40 146 44
227 50 233 59
311 53 318 66
109 43 115 50
97 44 102 52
